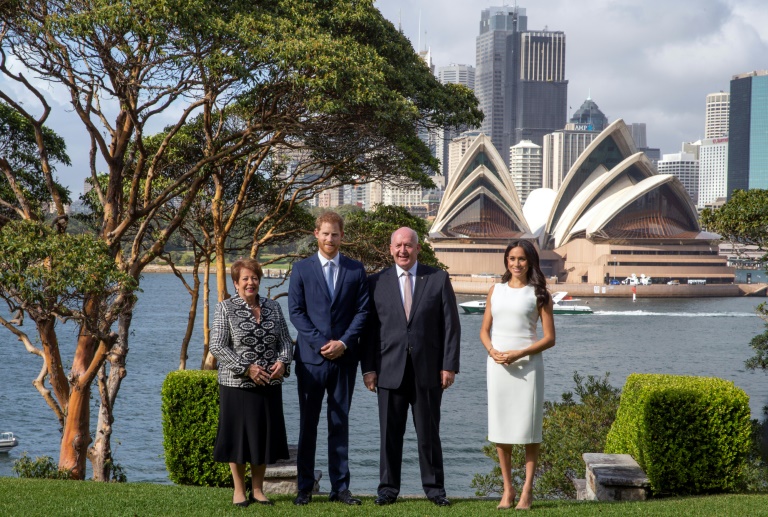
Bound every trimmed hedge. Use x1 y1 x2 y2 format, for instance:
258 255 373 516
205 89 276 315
161 370 231 486
605 373 752 495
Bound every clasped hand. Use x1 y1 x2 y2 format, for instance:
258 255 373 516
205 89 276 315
320 340 345 360
248 362 285 385
490 348 522 365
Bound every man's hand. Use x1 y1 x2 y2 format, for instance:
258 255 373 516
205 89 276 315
441 370 455 390
363 372 378 392
320 340 346 360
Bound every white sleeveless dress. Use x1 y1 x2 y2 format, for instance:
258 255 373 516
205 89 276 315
487 283 544 444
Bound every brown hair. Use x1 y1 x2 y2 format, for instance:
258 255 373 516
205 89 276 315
230 258 263 283
500 240 550 309
315 211 344 232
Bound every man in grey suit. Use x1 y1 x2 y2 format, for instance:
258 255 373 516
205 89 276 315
361 227 460 507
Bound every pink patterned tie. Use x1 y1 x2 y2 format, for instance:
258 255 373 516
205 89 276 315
403 272 412 321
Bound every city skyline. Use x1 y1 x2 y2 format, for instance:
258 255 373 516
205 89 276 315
376 0 768 162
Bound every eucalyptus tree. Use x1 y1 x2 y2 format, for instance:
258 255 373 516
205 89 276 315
0 0 481 481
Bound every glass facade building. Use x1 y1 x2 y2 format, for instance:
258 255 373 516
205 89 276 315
727 71 768 195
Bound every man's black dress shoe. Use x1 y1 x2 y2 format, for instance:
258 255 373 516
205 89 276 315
374 493 397 506
293 491 312 505
429 495 451 507
329 489 362 505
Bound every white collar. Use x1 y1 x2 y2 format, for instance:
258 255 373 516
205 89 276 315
318 251 340 267
395 261 418 278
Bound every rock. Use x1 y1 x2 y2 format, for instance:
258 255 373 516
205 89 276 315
262 445 322 495
582 453 650 501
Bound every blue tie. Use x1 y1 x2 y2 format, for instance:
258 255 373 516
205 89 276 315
325 261 335 298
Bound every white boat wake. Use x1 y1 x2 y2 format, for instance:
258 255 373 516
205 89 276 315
593 310 756 317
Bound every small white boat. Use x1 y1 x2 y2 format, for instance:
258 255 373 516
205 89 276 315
459 300 486 314
552 292 593 315
0 432 19 453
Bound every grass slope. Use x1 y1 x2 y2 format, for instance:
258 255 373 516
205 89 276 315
1 478 767 516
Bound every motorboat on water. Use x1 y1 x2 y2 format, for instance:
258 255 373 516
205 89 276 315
552 291 593 315
0 432 18 453
458 300 486 314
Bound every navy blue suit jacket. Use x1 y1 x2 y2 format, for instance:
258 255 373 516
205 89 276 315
289 253 369 366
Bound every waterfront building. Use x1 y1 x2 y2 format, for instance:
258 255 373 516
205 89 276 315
430 120 732 283
698 137 729 209
657 147 700 206
705 92 730 139
509 140 542 204
728 70 768 194
475 6 567 163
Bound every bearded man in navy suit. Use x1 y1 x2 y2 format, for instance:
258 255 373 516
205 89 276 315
362 227 460 507
288 211 368 506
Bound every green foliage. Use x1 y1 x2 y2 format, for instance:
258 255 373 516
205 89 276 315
700 189 768 256
341 204 446 273
0 220 135 312
161 370 231 487
745 302 768 371
605 373 752 495
12 454 72 480
472 373 621 499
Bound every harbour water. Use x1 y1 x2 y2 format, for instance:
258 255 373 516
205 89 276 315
1 274 767 496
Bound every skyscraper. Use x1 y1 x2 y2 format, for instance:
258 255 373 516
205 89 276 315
698 137 729 208
475 6 567 164
704 92 730 139
658 149 699 205
568 96 608 132
435 64 476 183
509 140 542 204
728 70 768 195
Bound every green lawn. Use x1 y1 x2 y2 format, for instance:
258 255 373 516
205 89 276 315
1 478 767 516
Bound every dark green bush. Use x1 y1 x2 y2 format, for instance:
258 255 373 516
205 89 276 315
472 372 621 499
605 373 752 495
12 454 72 480
161 370 231 486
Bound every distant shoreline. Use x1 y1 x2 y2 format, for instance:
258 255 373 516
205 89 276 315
142 264 287 278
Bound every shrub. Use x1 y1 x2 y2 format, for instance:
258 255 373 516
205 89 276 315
605 373 752 495
12 454 72 480
161 370 231 486
472 372 621 499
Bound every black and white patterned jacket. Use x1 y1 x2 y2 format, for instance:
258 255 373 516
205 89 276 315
210 295 293 387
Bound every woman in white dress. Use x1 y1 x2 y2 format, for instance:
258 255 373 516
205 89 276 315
480 240 555 510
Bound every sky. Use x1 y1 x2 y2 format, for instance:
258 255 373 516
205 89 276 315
375 0 768 150
3 0 767 197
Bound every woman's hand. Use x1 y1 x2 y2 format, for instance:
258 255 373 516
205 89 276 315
489 347 507 364
248 364 271 385
503 350 525 365
269 362 286 381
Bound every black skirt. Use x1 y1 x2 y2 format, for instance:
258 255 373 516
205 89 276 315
213 384 290 465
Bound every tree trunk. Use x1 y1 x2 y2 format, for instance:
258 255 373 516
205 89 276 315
179 260 201 370
89 308 132 481
202 258 217 370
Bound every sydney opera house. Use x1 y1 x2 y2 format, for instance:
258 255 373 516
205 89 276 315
429 120 734 284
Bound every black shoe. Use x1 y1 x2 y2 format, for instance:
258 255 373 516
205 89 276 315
329 489 362 505
293 491 312 505
233 499 249 508
429 495 451 507
248 493 274 506
374 493 397 506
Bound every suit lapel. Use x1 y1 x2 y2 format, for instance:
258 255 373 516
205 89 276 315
384 267 408 325
333 255 349 302
311 254 333 302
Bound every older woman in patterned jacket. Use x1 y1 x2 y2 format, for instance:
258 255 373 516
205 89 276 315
210 258 293 507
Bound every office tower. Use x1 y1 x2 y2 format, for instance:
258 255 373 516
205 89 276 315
704 92 730 139
698 137 729 208
435 64 476 182
728 70 768 194
625 122 647 148
568 96 608 132
448 131 482 180
513 30 568 146
475 6 526 159
437 63 475 91
474 6 567 163
509 140 542 204
542 126 598 190
658 148 699 205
